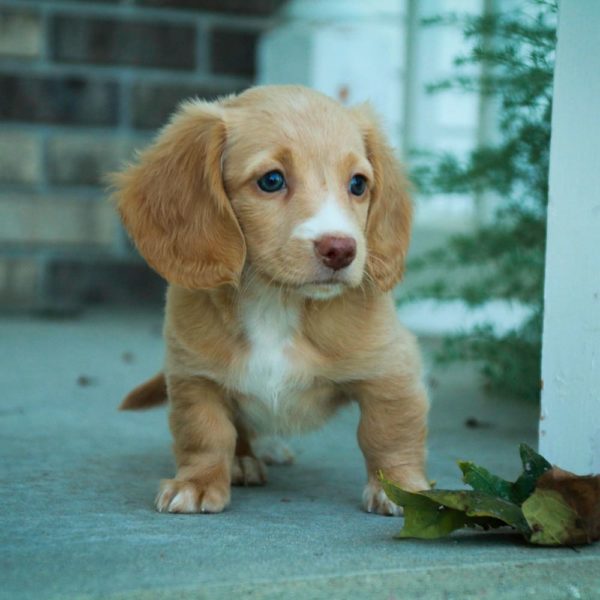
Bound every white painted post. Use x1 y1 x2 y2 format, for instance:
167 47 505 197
539 1 600 473
257 0 407 149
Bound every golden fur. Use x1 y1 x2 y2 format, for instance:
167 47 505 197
113 85 429 515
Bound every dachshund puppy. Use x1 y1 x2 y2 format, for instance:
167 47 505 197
113 85 429 515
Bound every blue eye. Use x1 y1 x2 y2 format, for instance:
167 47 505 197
349 174 367 196
257 170 286 193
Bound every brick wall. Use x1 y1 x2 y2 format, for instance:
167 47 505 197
0 0 284 311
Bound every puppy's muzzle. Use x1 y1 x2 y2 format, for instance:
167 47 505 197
314 236 357 271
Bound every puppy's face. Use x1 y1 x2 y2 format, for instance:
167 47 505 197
223 90 372 299
114 85 411 296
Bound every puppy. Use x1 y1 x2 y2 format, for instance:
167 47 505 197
113 85 429 515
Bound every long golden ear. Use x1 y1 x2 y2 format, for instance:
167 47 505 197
111 100 246 289
352 104 412 292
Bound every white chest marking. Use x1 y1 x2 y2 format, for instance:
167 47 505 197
237 287 301 413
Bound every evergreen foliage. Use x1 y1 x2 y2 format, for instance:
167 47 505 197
408 1 557 401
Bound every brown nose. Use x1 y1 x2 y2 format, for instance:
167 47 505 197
314 236 357 271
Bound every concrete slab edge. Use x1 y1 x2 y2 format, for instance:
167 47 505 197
68 555 600 600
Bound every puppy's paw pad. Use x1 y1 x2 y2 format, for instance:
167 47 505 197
252 435 295 466
362 482 403 517
231 456 267 486
155 479 229 514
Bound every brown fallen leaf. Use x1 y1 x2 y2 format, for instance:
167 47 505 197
383 444 599 546
536 467 600 543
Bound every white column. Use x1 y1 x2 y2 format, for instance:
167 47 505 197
405 0 483 233
539 1 600 472
257 0 406 149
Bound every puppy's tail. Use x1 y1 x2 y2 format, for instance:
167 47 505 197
119 372 167 410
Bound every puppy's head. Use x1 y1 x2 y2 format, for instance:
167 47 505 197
113 86 411 298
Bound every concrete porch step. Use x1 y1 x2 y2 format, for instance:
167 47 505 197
1 309 598 599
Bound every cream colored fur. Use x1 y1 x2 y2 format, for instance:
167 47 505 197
113 85 429 515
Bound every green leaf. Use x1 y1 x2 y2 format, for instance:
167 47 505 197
380 443 599 547
522 489 584 546
419 489 530 534
459 460 514 502
460 444 552 506
381 477 529 539
399 504 468 539
402 501 468 540
380 478 433 508
381 478 470 539
512 443 552 503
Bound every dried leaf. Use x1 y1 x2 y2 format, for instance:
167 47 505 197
531 467 600 544
522 489 583 545
381 447 599 547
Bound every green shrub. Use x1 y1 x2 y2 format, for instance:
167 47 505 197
408 1 557 401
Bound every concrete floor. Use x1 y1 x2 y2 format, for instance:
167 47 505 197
1 309 598 599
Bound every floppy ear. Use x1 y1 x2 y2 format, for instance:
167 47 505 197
111 99 246 289
352 104 413 292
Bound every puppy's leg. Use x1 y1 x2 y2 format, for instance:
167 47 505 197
356 376 429 516
251 435 295 466
156 377 235 514
231 422 267 486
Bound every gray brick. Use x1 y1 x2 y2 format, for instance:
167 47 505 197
43 259 166 310
131 81 244 129
211 28 257 77
21 0 118 3
0 193 116 246
0 131 41 185
0 9 42 58
0 75 119 125
47 135 140 186
51 15 196 70
138 0 285 17
0 256 41 307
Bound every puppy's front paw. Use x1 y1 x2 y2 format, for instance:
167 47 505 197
362 482 403 516
155 479 230 514
231 455 267 486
